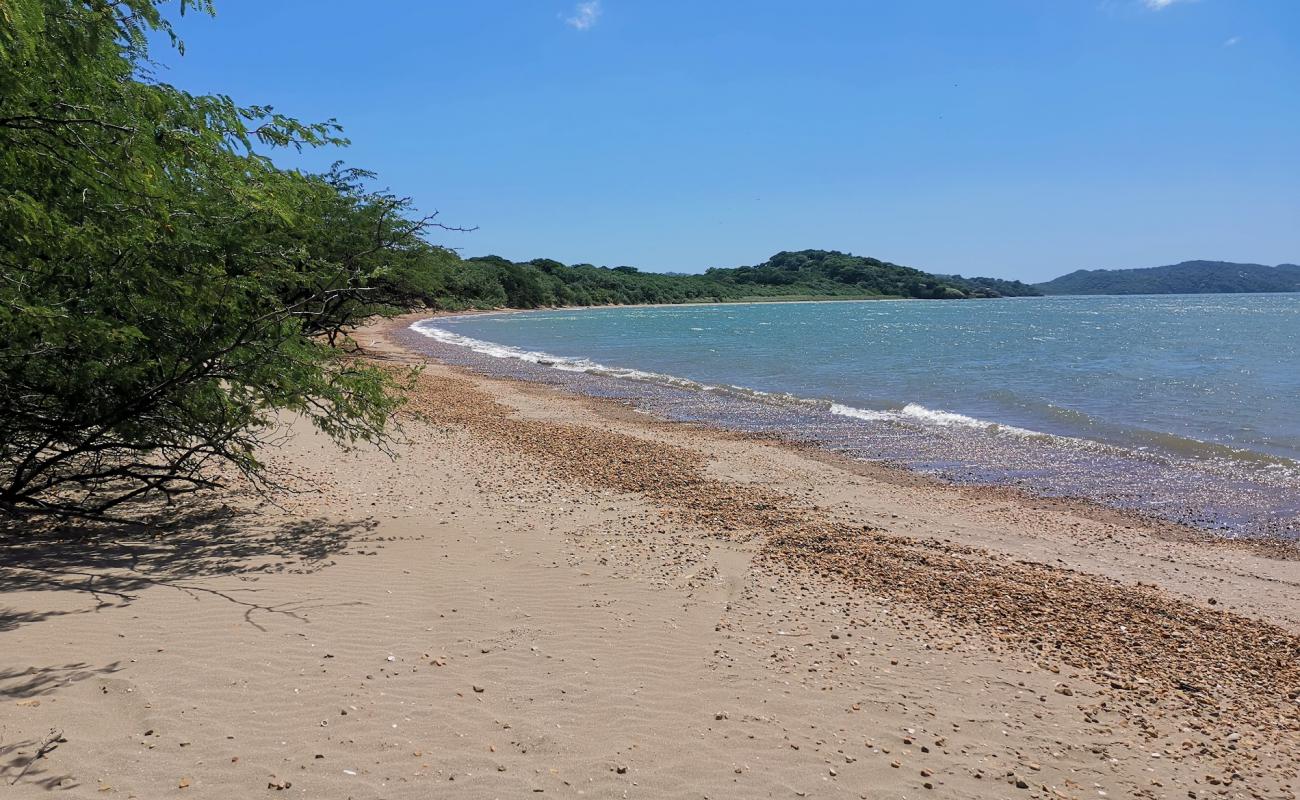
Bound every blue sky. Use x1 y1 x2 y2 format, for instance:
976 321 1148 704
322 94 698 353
153 1 1298 280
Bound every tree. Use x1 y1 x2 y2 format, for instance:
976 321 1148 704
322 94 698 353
0 0 422 520
287 164 475 345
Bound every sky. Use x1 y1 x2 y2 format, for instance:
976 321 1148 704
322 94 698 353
151 0 1299 281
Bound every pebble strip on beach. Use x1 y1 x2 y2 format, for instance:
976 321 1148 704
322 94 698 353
376 352 1300 798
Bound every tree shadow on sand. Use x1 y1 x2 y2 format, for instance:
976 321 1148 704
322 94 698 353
0 504 379 790
0 502 378 635
0 662 124 700
0 731 75 791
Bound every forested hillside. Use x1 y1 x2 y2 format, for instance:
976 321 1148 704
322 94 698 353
1036 261 1300 295
384 249 1031 310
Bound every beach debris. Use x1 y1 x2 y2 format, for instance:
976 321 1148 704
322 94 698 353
9 729 65 786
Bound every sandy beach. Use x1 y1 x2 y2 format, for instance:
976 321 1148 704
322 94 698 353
2 313 1298 799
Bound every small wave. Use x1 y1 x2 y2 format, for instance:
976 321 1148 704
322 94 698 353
1129 429 1300 472
829 402 1046 438
900 403 991 428
982 388 1300 472
899 403 1044 437
828 403 892 422
410 320 714 391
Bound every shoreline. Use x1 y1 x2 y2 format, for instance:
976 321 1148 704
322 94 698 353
397 310 1300 542
391 312 1298 556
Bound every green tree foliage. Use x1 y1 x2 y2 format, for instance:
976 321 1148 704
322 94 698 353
0 0 429 519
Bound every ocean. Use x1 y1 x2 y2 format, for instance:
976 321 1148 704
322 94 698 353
405 294 1300 537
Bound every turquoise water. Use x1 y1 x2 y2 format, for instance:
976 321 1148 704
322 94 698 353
409 295 1300 535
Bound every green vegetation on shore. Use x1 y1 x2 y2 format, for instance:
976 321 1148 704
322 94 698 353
1034 260 1300 296
1 1 421 519
388 249 1041 311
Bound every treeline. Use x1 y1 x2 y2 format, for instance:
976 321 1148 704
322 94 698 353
380 248 1038 310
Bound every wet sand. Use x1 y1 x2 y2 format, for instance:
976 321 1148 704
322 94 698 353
1 313 1297 798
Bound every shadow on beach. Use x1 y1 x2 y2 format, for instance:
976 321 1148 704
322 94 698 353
0 504 377 790
0 504 376 639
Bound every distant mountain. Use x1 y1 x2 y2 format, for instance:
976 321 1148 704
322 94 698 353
1036 261 1300 296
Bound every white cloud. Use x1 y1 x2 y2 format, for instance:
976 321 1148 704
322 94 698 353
564 0 601 30
1223 35 1242 47
1142 0 1189 9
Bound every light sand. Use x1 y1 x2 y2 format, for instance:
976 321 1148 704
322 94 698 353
2 315 1297 799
